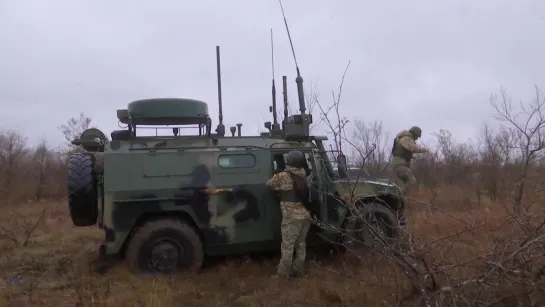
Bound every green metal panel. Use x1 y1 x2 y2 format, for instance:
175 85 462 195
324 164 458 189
117 98 209 125
94 114 404 257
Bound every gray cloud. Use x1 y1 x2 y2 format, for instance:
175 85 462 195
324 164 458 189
1 0 544 146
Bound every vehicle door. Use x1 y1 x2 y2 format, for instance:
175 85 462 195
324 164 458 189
210 149 272 245
308 149 328 220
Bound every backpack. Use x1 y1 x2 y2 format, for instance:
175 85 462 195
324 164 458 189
285 171 313 212
391 138 398 156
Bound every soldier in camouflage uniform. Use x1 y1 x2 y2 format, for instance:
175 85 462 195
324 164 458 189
391 126 427 195
266 150 311 278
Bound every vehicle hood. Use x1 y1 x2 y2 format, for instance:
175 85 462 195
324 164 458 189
333 177 402 201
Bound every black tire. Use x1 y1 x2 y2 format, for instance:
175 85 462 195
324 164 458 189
125 218 204 275
67 153 98 227
342 203 401 251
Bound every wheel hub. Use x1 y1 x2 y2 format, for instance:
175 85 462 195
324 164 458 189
355 213 387 246
364 214 386 237
149 240 184 273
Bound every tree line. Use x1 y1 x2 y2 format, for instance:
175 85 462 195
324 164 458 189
1 85 544 212
342 86 544 215
0 113 93 203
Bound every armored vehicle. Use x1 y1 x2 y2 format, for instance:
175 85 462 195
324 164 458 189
67 46 405 274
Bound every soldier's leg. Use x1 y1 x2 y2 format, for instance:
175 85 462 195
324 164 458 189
277 216 299 277
405 168 417 194
393 166 407 193
394 166 417 195
394 166 416 227
392 167 406 194
291 218 311 276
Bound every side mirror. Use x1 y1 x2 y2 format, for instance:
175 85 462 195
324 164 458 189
337 153 348 179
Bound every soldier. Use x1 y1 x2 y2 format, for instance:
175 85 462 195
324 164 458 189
391 126 428 195
266 150 311 278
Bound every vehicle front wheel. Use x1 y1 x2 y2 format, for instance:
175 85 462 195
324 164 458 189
125 218 204 274
342 203 401 251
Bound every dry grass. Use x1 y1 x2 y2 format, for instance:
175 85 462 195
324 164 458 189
0 188 543 307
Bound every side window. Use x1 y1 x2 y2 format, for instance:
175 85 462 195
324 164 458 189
218 154 256 169
272 153 286 172
304 152 313 172
271 152 312 176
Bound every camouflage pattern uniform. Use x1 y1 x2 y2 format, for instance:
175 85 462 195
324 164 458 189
266 150 311 278
391 126 427 195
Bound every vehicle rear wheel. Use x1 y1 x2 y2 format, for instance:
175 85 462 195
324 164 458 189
125 218 204 274
67 153 98 227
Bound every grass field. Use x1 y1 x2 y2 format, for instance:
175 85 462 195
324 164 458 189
0 188 543 307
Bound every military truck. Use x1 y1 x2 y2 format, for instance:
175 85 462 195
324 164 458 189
67 46 405 274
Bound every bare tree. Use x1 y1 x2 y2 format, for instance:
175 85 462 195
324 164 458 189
490 85 545 214
305 81 320 134
351 120 391 176
315 61 351 167
477 123 514 202
32 139 52 201
58 112 94 153
411 142 442 202
433 130 477 186
0 131 28 203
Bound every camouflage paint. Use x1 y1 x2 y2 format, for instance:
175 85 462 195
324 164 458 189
65 118 400 258
90 134 404 257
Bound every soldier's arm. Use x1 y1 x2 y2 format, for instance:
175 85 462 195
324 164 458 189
266 173 282 189
266 176 274 188
399 136 427 153
202 188 233 195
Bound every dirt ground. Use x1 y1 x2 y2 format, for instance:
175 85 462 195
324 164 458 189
0 189 542 307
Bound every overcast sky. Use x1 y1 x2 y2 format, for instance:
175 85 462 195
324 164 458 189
1 0 544 148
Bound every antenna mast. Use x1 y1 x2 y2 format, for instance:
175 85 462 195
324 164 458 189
215 45 225 136
282 75 288 122
270 29 280 131
278 0 306 115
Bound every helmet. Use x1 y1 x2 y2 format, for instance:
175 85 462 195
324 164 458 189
409 126 422 139
285 150 305 168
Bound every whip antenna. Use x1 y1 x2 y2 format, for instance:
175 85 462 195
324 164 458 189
270 28 279 129
278 0 306 115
